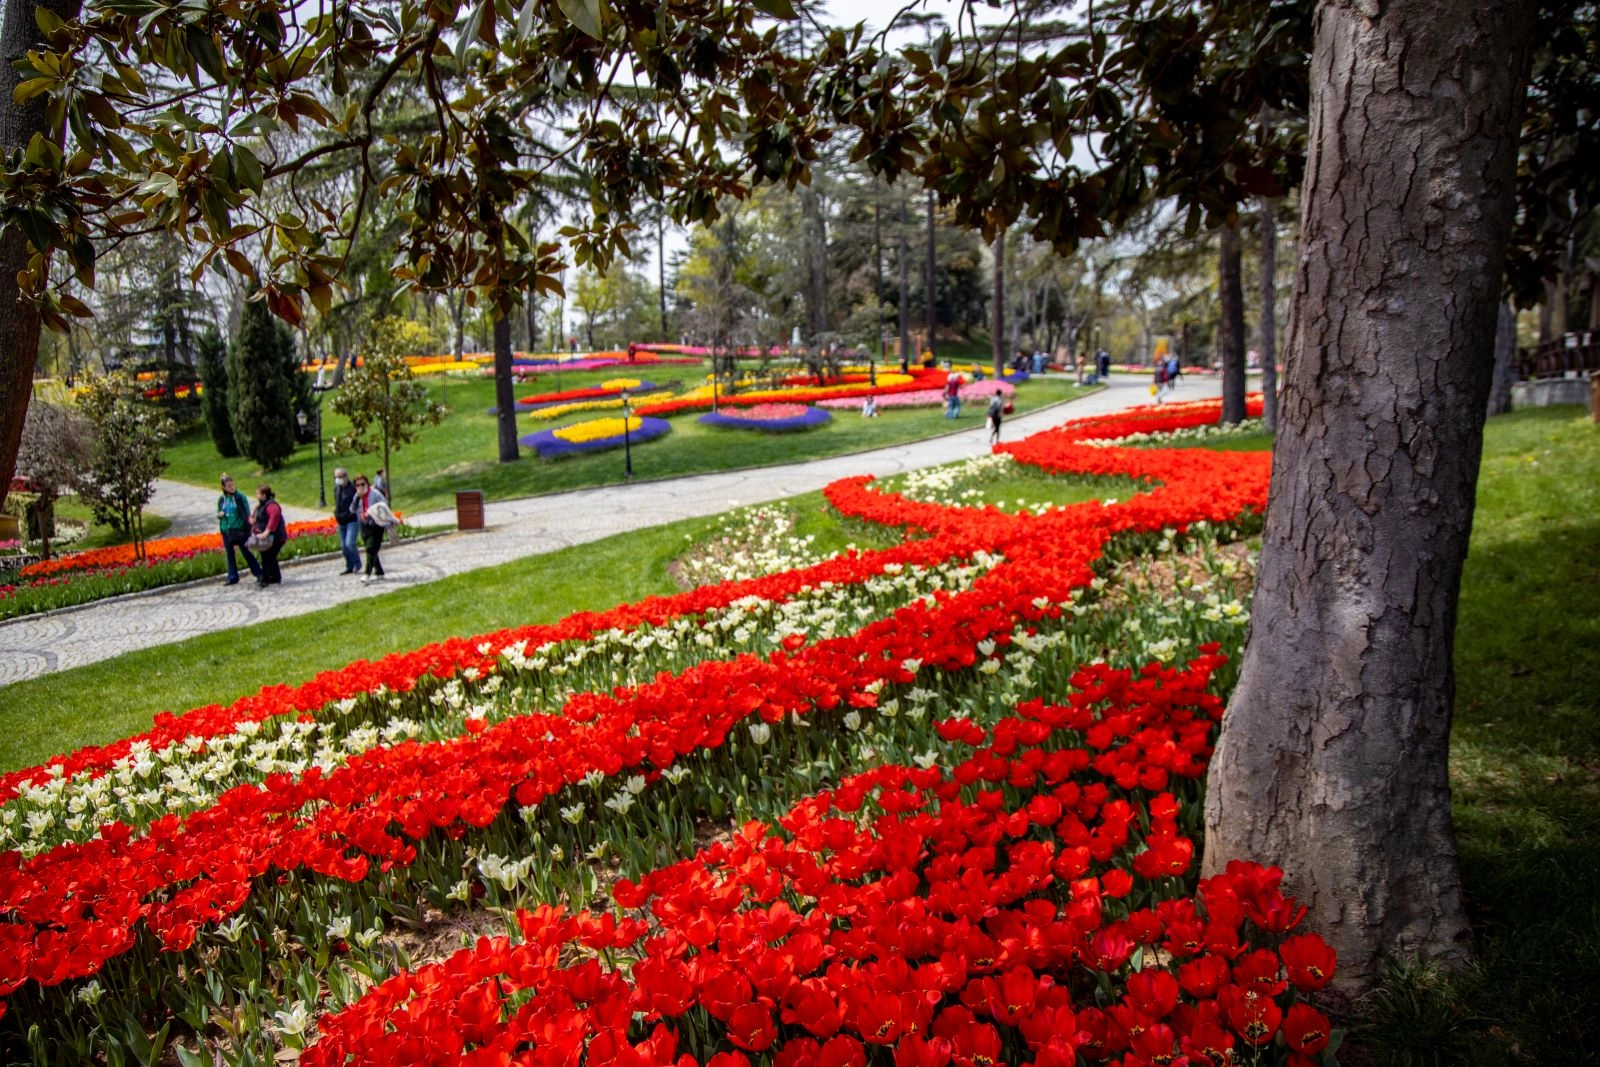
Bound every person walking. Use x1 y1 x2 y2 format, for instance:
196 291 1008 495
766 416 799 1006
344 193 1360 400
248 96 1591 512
251 484 287 587
986 392 1005 445
216 474 260 585
332 467 361 575
354 474 390 582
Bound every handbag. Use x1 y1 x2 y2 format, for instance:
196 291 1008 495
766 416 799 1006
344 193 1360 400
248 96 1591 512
244 532 272 551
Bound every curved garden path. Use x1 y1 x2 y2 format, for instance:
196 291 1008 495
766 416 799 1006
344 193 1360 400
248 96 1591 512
0 373 1221 685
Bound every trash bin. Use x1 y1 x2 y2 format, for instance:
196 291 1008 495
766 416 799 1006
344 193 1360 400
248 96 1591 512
455 490 485 531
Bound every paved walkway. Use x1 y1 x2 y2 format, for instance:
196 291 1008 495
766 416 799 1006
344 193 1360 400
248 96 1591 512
0 375 1219 685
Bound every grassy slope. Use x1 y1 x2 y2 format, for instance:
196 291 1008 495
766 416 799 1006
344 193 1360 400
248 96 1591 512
10 410 1594 1064
1362 406 1599 1066
161 369 1090 514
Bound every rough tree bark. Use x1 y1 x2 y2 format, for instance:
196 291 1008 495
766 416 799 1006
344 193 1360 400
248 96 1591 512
492 316 519 462
991 229 1006 380
0 0 84 506
1217 223 1248 423
1203 0 1534 992
1258 198 1280 433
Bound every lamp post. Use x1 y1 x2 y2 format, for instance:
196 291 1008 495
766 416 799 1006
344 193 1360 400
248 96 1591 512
300 396 328 507
315 393 327 507
621 390 633 480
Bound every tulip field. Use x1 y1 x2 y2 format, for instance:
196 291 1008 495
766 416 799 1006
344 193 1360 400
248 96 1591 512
0 396 1351 1067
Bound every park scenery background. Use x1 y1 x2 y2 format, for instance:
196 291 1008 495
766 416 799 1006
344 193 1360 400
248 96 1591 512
0 0 1598 1065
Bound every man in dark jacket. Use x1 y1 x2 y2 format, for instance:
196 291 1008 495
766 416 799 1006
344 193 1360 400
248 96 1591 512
332 467 361 574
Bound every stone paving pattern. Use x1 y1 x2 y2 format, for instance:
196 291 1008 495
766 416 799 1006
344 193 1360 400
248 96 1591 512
0 375 1220 685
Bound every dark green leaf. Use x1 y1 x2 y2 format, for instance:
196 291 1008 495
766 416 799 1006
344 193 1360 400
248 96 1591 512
557 0 603 39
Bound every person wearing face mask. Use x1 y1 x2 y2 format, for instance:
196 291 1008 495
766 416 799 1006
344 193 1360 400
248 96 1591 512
332 467 361 575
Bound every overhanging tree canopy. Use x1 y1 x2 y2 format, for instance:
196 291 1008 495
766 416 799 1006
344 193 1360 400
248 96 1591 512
0 0 1584 993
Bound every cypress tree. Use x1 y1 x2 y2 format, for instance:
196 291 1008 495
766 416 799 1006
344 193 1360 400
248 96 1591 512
227 296 298 471
196 328 237 456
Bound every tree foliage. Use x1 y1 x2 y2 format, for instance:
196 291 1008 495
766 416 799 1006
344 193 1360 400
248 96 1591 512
329 317 445 497
227 295 300 471
71 374 173 555
15 398 93 557
195 327 236 457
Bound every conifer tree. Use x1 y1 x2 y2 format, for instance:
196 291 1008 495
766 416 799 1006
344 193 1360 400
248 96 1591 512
196 329 237 457
227 296 298 471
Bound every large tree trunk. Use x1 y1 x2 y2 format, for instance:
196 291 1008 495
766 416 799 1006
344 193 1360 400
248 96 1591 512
0 0 83 506
1204 0 1534 993
1218 223 1247 423
493 315 520 463
1258 198 1280 433
991 229 1006 380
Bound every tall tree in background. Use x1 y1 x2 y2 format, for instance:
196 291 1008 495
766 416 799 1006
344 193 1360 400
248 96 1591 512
228 295 299 472
1204 0 1535 988
1258 199 1280 432
991 230 1006 378
1217 223 1247 423
196 328 237 457
925 191 938 361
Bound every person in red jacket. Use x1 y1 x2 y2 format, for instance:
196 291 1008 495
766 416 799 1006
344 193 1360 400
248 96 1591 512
251 484 287 587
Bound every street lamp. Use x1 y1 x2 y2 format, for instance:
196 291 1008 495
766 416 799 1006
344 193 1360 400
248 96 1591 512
621 390 633 480
299 395 328 507
315 393 327 507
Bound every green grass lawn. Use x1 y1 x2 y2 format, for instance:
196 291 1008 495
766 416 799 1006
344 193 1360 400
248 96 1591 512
1358 406 1600 1066
160 367 1093 515
49 497 173 550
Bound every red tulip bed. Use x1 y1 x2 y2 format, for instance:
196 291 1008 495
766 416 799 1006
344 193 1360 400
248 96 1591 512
0 396 1340 1067
0 520 351 622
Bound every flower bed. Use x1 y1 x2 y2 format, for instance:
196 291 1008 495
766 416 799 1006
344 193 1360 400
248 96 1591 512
817 379 1016 410
19 519 338 579
0 522 428 623
0 396 1325 1067
307 663 1337 1067
698 404 832 432
513 378 660 411
633 369 946 418
519 416 672 458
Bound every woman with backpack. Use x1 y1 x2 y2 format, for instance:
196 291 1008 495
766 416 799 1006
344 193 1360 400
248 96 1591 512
251 484 288 587
354 473 394 582
216 474 261 585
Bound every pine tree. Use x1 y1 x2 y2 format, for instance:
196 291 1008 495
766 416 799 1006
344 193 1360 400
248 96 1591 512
196 328 237 456
227 295 299 471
